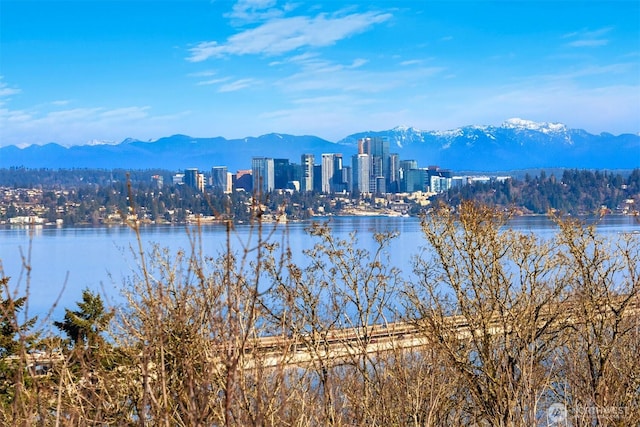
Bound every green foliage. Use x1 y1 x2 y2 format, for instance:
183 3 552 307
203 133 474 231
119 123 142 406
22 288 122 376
0 276 38 409
441 169 640 214
54 288 113 351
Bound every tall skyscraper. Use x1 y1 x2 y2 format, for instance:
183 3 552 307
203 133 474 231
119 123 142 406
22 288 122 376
300 154 314 192
388 153 400 193
313 165 322 192
274 158 292 190
211 166 228 192
357 137 389 193
352 154 371 193
184 168 198 188
184 168 204 192
251 157 274 194
321 154 335 193
332 154 344 192
342 166 352 193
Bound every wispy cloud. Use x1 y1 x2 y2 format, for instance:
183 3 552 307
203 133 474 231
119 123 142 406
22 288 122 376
187 10 392 61
226 0 285 23
197 77 231 86
278 62 445 94
400 59 422 66
564 27 612 48
187 70 218 77
349 58 368 69
219 78 258 92
0 77 21 98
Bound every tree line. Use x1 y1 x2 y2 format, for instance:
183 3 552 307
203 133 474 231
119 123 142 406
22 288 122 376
439 169 640 215
1 202 638 425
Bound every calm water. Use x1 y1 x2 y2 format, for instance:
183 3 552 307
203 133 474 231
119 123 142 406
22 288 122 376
1 215 638 320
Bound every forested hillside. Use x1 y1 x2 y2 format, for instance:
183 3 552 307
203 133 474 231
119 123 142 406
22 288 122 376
439 169 640 215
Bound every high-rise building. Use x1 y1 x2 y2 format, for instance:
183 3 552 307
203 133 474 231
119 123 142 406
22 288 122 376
211 166 228 192
321 154 336 193
184 168 198 188
388 153 400 193
405 168 428 193
352 154 371 193
184 168 204 192
274 158 293 190
251 157 274 194
357 137 389 193
399 160 418 192
342 166 352 193
300 154 314 192
313 165 322 192
320 153 346 193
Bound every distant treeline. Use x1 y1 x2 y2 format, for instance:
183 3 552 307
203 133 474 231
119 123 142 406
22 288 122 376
0 167 173 188
438 169 640 215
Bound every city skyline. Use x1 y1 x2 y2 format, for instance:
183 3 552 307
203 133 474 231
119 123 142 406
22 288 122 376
1 1 639 148
177 136 453 197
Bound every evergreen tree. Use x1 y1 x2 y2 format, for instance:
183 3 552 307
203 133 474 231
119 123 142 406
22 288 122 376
54 288 112 352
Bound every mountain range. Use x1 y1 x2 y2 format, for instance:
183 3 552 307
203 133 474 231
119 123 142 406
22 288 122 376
1 119 638 172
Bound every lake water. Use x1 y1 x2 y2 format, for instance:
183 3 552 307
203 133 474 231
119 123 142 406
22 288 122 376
1 215 638 320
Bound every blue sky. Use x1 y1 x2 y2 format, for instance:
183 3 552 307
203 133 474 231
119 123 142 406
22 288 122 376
1 0 638 147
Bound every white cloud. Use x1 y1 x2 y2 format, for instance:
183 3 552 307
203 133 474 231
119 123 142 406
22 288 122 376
187 10 392 61
400 59 422 66
568 39 608 48
197 77 231 86
349 58 368 69
564 27 612 48
277 63 445 94
218 78 258 92
227 0 284 23
0 77 21 98
187 70 218 77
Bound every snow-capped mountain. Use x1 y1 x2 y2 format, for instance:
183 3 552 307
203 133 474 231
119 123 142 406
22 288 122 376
1 120 638 171
337 119 639 170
